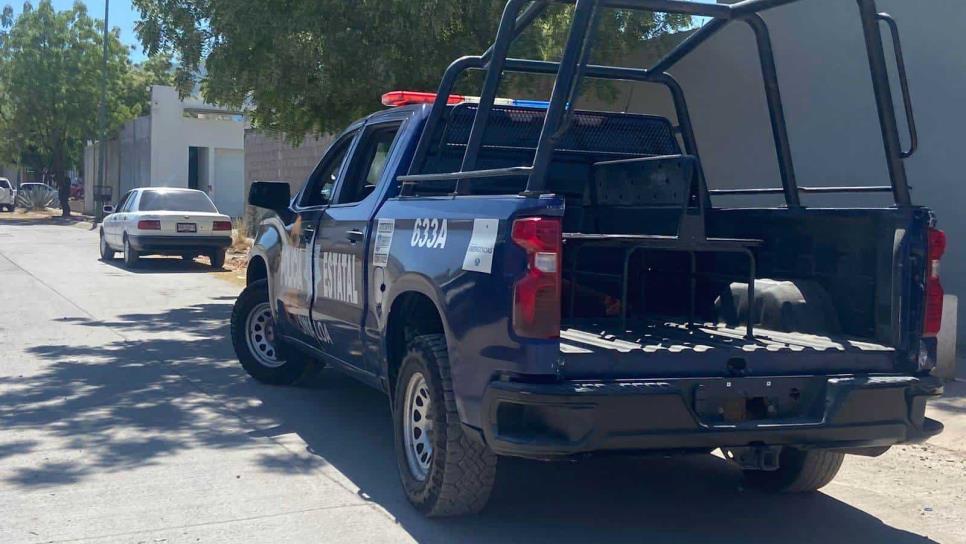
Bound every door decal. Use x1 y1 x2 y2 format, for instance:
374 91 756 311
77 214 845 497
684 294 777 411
373 218 395 267
462 219 499 274
320 251 360 305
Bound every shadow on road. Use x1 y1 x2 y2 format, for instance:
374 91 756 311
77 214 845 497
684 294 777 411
102 256 224 274
5 300 933 544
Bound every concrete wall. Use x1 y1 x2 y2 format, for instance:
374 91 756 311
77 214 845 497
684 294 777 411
243 130 334 227
83 140 121 214
603 0 965 343
118 116 152 197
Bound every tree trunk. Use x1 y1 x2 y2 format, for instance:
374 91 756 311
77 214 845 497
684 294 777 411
52 146 70 217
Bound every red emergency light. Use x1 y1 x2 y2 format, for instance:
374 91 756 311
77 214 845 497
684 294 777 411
381 91 465 107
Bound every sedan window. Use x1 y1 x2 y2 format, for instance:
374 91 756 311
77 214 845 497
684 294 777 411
139 191 218 213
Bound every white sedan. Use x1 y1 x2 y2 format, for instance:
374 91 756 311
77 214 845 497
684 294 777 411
99 188 233 268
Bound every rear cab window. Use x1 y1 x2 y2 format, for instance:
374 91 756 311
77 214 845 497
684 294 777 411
0 179 10 190
139 191 218 213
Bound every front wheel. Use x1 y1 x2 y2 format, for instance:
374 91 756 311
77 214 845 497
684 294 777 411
743 448 844 493
393 334 497 516
230 279 314 385
99 231 115 260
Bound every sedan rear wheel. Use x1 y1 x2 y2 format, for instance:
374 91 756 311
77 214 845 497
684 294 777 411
209 249 226 269
123 236 139 268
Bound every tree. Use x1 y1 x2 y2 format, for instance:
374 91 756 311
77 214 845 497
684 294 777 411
0 0 134 216
133 0 689 140
124 53 175 118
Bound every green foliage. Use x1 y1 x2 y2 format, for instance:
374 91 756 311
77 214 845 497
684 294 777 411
133 0 690 140
0 0 132 201
124 52 176 117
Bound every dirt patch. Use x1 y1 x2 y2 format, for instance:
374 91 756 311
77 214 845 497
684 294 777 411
217 229 253 288
0 207 95 229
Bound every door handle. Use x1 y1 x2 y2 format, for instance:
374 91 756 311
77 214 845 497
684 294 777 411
300 224 316 243
346 229 364 243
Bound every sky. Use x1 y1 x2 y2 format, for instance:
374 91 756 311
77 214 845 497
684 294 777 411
7 0 146 62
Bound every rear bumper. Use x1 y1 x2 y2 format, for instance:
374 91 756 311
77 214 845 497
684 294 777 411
480 374 943 459
129 234 230 253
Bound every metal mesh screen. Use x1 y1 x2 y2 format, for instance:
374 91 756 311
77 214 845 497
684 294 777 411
441 104 680 156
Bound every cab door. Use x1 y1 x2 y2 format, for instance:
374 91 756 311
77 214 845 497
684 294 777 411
276 128 359 347
312 119 405 369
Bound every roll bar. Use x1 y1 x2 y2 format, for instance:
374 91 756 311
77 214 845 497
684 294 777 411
404 0 917 207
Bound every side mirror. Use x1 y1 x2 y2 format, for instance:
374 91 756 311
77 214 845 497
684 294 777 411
102 205 114 214
249 181 291 213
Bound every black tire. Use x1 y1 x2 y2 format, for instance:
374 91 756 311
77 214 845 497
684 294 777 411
209 249 227 269
743 448 844 493
230 279 314 385
393 334 497 516
122 235 139 268
99 231 115 260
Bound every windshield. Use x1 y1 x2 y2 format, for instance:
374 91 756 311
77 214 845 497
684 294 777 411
138 191 218 213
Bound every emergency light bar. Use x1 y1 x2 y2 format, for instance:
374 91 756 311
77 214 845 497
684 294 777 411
381 90 549 109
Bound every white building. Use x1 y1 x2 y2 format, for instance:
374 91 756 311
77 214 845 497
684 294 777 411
84 85 246 217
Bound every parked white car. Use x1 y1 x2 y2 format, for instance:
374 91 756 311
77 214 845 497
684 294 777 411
99 188 233 269
0 178 14 212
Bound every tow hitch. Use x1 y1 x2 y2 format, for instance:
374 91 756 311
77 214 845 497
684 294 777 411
724 446 782 471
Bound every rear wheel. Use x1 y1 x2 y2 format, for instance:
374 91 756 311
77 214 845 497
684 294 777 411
230 279 314 385
122 235 139 268
393 334 497 516
209 249 227 269
743 448 844 493
99 231 115 260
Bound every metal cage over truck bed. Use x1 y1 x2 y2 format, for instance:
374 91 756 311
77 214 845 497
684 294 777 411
400 0 918 207
397 0 922 348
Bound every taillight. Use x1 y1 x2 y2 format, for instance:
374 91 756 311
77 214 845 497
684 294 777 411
213 220 232 231
137 219 161 230
511 216 561 339
923 227 946 337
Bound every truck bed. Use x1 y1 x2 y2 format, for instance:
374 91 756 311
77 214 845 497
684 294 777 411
558 318 896 379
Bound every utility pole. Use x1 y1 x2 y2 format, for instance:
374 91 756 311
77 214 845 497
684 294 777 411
95 0 109 222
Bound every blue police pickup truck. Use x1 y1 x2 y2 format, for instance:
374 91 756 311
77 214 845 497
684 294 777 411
231 0 948 517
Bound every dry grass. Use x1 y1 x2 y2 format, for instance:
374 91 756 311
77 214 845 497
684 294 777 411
222 215 255 283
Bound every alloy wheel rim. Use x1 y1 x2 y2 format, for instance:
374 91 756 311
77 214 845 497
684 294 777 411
245 302 283 368
403 371 434 481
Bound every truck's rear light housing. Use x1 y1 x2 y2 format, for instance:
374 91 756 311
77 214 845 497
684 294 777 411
213 220 232 231
137 219 161 230
923 227 946 337
511 217 561 339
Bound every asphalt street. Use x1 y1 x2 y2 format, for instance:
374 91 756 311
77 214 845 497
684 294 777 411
1 221 964 543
